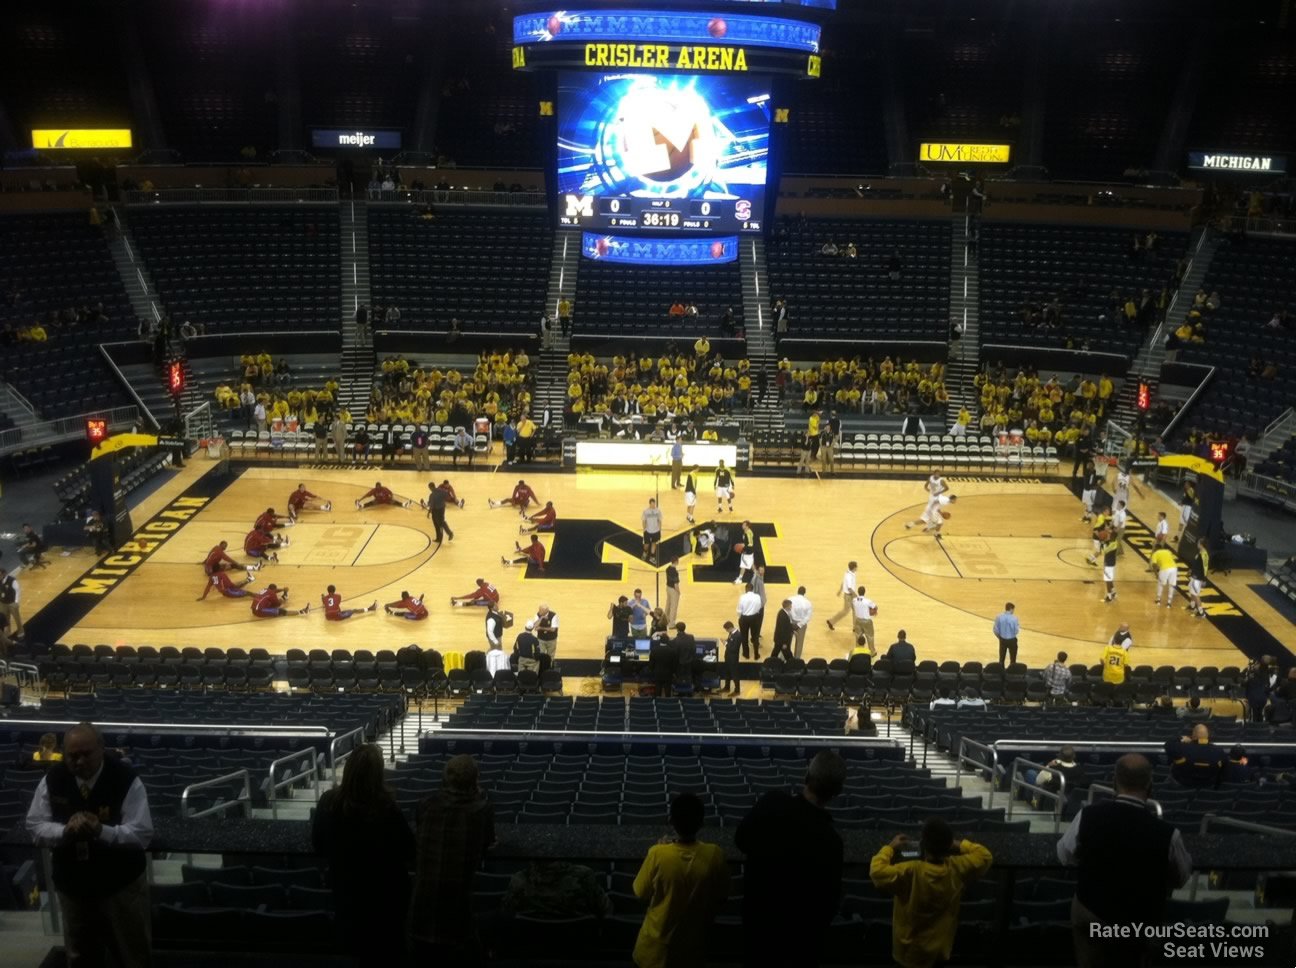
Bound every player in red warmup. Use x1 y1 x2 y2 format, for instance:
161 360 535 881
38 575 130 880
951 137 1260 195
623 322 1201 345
287 483 331 521
244 526 287 562
321 583 378 620
421 479 466 511
203 540 257 576
251 584 308 618
502 535 546 571
450 578 500 608
519 501 557 535
489 479 539 516
198 569 257 601
356 481 411 510
255 507 293 532
385 590 429 620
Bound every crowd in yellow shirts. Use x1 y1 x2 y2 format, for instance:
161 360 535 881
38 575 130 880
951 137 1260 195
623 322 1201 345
368 349 532 426
968 365 1115 445
565 348 752 420
777 357 949 415
213 353 344 426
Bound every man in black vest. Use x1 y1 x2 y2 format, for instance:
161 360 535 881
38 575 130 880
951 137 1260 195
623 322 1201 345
1057 753 1191 967
25 722 153 968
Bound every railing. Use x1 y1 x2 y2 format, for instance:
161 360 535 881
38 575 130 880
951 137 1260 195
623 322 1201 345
1159 364 1216 440
2 381 37 419
1239 472 1296 512
1137 224 1210 379
328 726 367 776
124 187 339 205
1262 407 1296 446
978 344 1130 374
1085 783 1163 817
0 404 141 456
267 747 321 819
182 401 215 441
4 661 43 697
180 770 252 820
954 736 999 807
1191 814 1296 902
369 189 546 209
1005 757 1068 833
99 342 160 430
1224 214 1296 238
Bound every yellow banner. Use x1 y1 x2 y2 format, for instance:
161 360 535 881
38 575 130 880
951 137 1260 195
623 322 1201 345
919 142 1011 164
32 128 133 150
92 433 158 459
1156 453 1224 483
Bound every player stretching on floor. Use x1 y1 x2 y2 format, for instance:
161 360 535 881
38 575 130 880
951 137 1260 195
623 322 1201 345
251 584 308 617
287 484 332 521
519 501 557 535
244 526 287 563
356 481 412 510
489 479 538 515
203 540 259 577
385 591 428 620
714 461 735 514
450 578 500 608
322 584 378 620
422 479 466 511
255 507 293 531
198 569 257 601
502 535 546 570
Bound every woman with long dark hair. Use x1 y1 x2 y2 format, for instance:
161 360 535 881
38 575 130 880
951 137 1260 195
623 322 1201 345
313 743 415 967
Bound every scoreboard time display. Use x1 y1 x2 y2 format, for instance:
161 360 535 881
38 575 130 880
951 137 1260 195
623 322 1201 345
557 72 769 235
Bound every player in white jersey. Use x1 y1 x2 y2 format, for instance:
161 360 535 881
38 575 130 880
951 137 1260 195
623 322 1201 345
905 473 949 530
1111 500 1129 556
922 493 958 538
1113 466 1143 510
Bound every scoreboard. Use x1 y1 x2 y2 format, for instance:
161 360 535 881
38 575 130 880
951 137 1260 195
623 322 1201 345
562 194 760 233
556 72 769 236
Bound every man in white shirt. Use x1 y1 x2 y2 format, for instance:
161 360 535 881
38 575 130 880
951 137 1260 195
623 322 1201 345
1111 500 1129 556
850 587 879 655
788 586 814 659
485 643 511 676
26 723 153 968
825 561 858 631
1154 511 1170 548
0 568 22 642
736 582 764 660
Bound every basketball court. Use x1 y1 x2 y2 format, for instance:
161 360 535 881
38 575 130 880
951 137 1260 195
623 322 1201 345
20 458 1293 672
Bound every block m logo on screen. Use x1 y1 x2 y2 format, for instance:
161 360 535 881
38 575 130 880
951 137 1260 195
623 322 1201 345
564 194 594 218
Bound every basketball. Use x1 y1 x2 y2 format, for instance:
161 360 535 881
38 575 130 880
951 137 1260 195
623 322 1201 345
708 17 728 38
1097 529 1112 542
733 541 746 554
940 510 952 520
546 15 562 36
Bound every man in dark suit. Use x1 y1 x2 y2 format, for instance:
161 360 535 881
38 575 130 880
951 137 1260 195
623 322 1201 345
649 638 678 698
886 630 917 674
670 622 698 688
771 599 796 662
721 621 742 695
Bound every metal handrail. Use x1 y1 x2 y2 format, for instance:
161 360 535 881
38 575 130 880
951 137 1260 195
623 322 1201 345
4 719 330 736
124 188 339 205
1191 813 1296 900
990 739 1296 753
1240 472 1296 511
0 404 141 456
954 736 999 807
1086 783 1163 818
1006 756 1068 833
1159 364 1216 440
328 726 367 775
98 343 160 430
267 747 320 819
370 189 546 209
180 769 252 820
5 661 43 697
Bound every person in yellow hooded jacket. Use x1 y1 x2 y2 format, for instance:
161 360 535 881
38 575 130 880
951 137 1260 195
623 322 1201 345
870 819 994 968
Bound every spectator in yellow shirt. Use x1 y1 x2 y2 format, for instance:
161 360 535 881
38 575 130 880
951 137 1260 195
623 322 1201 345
870 820 993 968
632 793 728 968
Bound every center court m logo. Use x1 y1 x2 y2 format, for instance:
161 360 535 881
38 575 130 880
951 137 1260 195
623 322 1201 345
536 518 790 583
69 497 210 596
